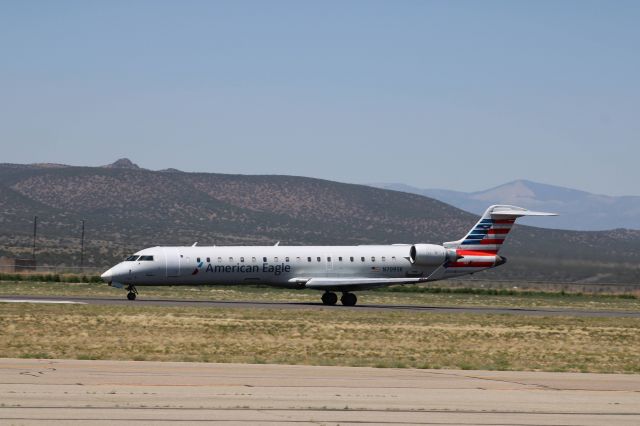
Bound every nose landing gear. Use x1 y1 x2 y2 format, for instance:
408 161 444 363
126 284 138 301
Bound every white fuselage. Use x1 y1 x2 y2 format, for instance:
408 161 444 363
100 205 555 304
102 244 442 290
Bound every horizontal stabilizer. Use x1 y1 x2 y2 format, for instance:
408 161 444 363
489 205 557 217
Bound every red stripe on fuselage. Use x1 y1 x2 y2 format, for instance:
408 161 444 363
448 261 495 268
456 250 498 256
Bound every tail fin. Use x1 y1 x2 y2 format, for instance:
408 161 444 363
445 205 557 255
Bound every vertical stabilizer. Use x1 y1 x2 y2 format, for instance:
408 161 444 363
445 205 557 255
425 205 557 281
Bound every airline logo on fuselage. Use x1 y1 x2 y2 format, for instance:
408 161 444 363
204 262 292 276
192 260 205 275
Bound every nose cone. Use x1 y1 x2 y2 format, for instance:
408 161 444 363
101 268 113 283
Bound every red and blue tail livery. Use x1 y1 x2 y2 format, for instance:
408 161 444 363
429 205 557 279
459 217 515 254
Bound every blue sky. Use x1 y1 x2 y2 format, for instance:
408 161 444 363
1 1 638 195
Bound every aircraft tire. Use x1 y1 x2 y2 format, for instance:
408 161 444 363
127 292 136 301
321 291 337 306
341 292 357 306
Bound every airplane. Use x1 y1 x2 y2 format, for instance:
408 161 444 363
100 205 556 305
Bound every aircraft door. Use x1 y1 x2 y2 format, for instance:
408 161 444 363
165 249 180 277
180 255 190 277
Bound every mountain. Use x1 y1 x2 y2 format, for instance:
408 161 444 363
373 180 640 231
1 162 639 283
102 158 141 169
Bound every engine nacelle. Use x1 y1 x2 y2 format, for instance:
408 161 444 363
409 244 458 266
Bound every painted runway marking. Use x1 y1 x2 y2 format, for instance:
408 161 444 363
0 299 87 304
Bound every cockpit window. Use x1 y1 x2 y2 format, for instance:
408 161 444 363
125 255 139 261
138 255 154 261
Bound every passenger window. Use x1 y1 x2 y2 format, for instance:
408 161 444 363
338 257 342 261
350 257 354 262
229 257 233 262
197 257 201 263
240 257 244 262
252 257 256 262
317 257 321 262
371 256 375 262
392 256 396 261
361 257 365 262
217 257 222 262
285 257 290 262
206 257 210 263
296 257 301 262
327 257 331 262
307 257 311 262
274 257 279 262
263 257 267 262
382 256 386 262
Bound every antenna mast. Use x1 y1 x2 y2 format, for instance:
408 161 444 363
32 216 37 263
80 220 85 269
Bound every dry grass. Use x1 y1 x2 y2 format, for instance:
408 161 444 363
1 303 639 373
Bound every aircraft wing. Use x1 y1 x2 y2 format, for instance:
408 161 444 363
290 277 426 291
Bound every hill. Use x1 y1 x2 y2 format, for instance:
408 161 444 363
373 180 640 231
1 161 639 283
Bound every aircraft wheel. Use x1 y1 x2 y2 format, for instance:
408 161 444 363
125 284 138 301
341 292 357 306
321 291 337 306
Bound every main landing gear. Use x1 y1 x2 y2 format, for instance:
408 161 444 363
321 291 337 306
340 292 357 306
126 284 138 301
321 291 357 306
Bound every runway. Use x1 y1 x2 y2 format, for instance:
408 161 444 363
2 295 640 317
1 358 639 425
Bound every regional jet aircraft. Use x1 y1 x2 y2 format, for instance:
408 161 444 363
101 205 555 305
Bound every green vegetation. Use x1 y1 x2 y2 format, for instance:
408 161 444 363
0 273 102 283
1 279 640 311
1 303 639 373
383 285 639 299
1 273 637 300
